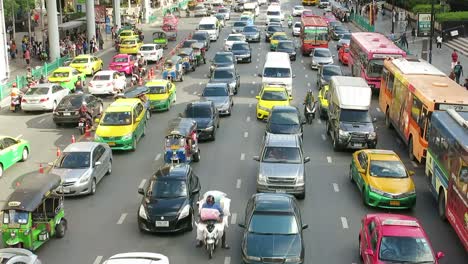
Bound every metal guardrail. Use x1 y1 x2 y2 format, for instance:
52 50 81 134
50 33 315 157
350 13 375 32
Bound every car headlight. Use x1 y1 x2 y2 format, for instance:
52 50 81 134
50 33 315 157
205 125 214 131
297 173 304 184
245 255 261 261
258 173 266 183
338 129 349 137
79 170 92 184
178 204 191 220
368 131 377 140
369 186 386 196
312 59 317 65
258 105 270 112
139 204 148 220
122 132 132 140
285 257 302 262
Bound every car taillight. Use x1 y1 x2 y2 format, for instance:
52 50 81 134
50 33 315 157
106 83 112 86
39 97 49 102
21 98 26 102
89 82 93 87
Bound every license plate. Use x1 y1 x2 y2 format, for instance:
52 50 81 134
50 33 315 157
62 187 71 193
275 189 286 193
64 112 71 116
353 143 363 148
30 100 39 103
237 57 242 61
155 221 169 227
171 145 180 150
390 200 400 206
78 123 84 127
108 142 116 146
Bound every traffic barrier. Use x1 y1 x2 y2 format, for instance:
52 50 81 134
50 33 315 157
56 147 61 157
71 135 76 143
39 163 44 173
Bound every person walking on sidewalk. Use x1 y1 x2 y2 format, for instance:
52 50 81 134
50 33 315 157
400 32 408 49
411 28 416 43
24 48 31 66
451 50 458 69
436 35 442 49
453 62 464 84
99 37 104 50
10 40 17 59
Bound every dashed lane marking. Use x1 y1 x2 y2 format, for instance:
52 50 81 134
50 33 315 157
307 82 311 87
321 134 326 141
193 91 197 95
256 65 258 69
376 107 381 112
246 116 251 122
249 103 253 108
303 66 306 70
333 183 339 192
236 179 242 189
341 217 349 229
16 134 23 139
240 153 245 160
38 118 45 124
301 59 304 63
93 256 103 264
138 179 147 190
252 81 256 85
305 74 308 78
250 90 254 94
244 132 249 138
154 153 161 161
411 161 419 168
327 156 332 163
117 213 128 225
253 74 257 77
230 213 237 225
199 82 202 85
225 256 231 264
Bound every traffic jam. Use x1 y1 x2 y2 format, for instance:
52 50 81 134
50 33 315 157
0 0 467 263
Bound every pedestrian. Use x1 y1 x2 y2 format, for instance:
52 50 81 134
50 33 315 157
99 37 104 50
83 39 88 54
411 28 416 43
453 62 464 84
451 50 458 69
24 48 31 66
464 78 468 90
10 40 17 59
90 37 96 54
436 35 442 49
71 43 76 58
400 32 408 49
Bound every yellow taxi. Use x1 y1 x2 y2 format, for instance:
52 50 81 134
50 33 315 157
269 32 289 51
69 54 103 75
118 30 138 41
48 66 86 91
119 38 143 54
145 79 177 111
241 11 255 20
349 149 416 209
317 85 329 119
256 84 292 120
94 98 148 151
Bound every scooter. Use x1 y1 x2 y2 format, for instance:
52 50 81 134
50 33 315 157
288 19 293 28
10 95 21 112
203 220 219 259
304 101 317 124
131 73 141 86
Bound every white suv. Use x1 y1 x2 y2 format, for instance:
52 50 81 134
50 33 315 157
0 248 42 264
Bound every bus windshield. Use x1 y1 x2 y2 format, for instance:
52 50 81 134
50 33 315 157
367 59 384 78
303 27 328 41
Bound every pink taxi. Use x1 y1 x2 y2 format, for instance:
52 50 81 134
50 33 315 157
109 54 136 75
359 214 444 264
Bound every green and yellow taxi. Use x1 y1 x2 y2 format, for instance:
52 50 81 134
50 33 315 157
119 37 143 54
94 98 147 151
256 84 292 120
69 54 104 76
317 84 329 119
119 29 138 41
269 32 289 51
349 149 416 209
145 79 177 111
48 66 86 91
0 136 30 178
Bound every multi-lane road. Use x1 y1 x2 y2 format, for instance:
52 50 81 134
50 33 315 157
0 1 466 263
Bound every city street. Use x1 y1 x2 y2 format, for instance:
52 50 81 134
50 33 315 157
0 1 466 263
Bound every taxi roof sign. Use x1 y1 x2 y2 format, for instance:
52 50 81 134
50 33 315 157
8 201 21 207
382 219 419 227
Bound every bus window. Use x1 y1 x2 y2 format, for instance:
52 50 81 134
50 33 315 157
387 72 395 93
420 106 429 139
411 96 423 123
457 162 468 195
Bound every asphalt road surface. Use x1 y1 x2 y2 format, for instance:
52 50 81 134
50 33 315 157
0 1 466 263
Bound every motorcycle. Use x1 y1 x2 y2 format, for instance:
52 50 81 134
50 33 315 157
114 40 120 51
10 95 21 112
304 101 317 124
288 18 293 28
78 116 92 135
131 73 141 86
204 220 219 259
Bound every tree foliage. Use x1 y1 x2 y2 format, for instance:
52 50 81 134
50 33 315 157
3 0 37 21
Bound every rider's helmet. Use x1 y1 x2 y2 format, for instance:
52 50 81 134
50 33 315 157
82 101 87 106
206 195 215 205
12 83 17 88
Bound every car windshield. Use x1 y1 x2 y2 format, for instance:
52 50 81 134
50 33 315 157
25 87 49 95
278 42 294 50
183 41 197 48
267 11 280 16
3 210 29 225
370 160 408 178
379 236 435 263
339 109 371 123
72 58 88 64
199 24 216 30
58 96 84 108
213 70 234 79
294 23 301 28
214 54 233 63
261 90 288 101
192 34 208 41
267 26 282 32
243 26 257 33
240 17 251 21
232 43 249 50
101 111 132 126
322 66 342 77
203 87 229 96
228 35 244 41
140 46 155 51
185 105 212 118
367 59 384 78
273 34 288 40
314 49 331 57
249 213 298 235
341 33 351 40
262 146 301 163
149 180 187 199
122 39 136 45
113 57 128 63
119 31 133 37
57 152 91 168
148 85 166 94
270 111 299 125
233 21 247 27
263 67 291 78
51 71 70 78
93 75 111 81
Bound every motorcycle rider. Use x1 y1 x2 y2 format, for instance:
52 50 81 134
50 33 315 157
303 89 315 118
287 14 293 28
74 76 84 93
26 67 34 84
79 101 93 127
196 195 230 249
39 75 46 84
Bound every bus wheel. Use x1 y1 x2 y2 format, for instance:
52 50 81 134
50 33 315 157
438 191 447 221
408 137 416 161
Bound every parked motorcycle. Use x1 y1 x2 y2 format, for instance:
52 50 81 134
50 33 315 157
304 101 317 124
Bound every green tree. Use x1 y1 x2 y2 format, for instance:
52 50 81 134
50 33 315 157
3 0 37 22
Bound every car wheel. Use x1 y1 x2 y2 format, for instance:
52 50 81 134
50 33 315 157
187 212 194 231
362 187 368 206
348 165 354 182
55 219 67 238
0 164 3 178
193 149 201 162
131 137 137 151
20 148 29 162
106 160 112 175
438 191 447 221
142 123 147 137
408 137 415 161
90 178 97 195
296 192 305 200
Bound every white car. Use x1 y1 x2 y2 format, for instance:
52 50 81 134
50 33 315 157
138 44 164 62
293 21 301 36
88 70 126 95
258 0 267 5
311 48 334 69
21 83 69 111
0 248 42 264
224 34 246 51
218 7 230 20
103 252 169 264
292 5 305 17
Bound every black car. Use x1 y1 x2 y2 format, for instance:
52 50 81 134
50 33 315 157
210 52 235 74
275 40 297 61
53 94 103 125
331 25 350 40
317 64 343 88
191 31 211 50
137 164 201 233
231 41 251 63
183 101 220 140
182 39 198 49
266 106 304 137
265 24 283 42
239 193 308 264
210 66 240 94
201 83 233 116
242 26 261 42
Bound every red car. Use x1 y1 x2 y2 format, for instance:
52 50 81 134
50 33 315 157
338 45 349 65
359 213 445 264
108 54 136 75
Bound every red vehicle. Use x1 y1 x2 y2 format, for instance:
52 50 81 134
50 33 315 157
338 44 349 65
109 54 137 75
359 213 445 264
163 14 179 26
300 16 329 55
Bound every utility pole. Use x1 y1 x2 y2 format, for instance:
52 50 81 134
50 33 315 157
46 0 60 61
27 0 32 42
40 0 45 42
11 4 15 40
58 0 63 23
0 0 10 81
391 0 395 33
428 0 435 64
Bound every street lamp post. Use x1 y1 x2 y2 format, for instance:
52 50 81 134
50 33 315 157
428 0 435 64
391 0 395 33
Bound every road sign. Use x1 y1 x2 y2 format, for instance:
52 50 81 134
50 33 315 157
417 13 432 37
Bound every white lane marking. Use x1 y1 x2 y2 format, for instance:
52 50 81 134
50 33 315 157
257 58 259 62
199 82 202 85
318 119 322 124
193 91 198 95
230 213 237 225
256 65 258 69
117 213 128 225
38 118 45 124
225 256 231 264
333 183 339 192
376 107 381 112
301 59 304 63
253 74 257 77
250 90 254 94
244 132 249 138
341 217 349 229
303 67 306 70
236 179 242 189
321 134 326 141
16 134 23 139
138 179 147 190
93 256 103 264
327 156 332 163
411 161 419 168
252 81 256 85
249 103 253 108
305 74 308 78
154 153 161 161
240 153 245 160
307 82 311 87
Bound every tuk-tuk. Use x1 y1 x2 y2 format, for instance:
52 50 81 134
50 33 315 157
152 30 168 48
1 172 67 250
178 48 196 73
114 86 151 119
145 79 177 111
191 42 207 65
162 23 177 41
162 56 184 82
164 118 201 163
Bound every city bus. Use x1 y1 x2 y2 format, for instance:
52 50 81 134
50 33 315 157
425 109 468 251
349 32 406 89
302 0 318 6
300 16 328 55
380 57 468 163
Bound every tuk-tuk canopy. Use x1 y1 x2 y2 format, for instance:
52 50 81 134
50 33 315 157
3 172 62 212
123 86 149 98
166 118 197 137
178 48 193 56
153 31 166 38
167 55 182 64
191 42 204 50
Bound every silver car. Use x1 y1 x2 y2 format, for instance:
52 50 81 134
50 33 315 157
201 83 234 116
0 248 42 264
253 134 310 199
51 142 112 196
311 48 334 70
194 4 208 17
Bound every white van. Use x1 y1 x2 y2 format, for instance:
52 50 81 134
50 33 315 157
261 52 294 94
266 5 283 24
244 2 260 16
198 17 219 41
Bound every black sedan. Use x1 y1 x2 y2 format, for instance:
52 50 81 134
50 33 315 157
239 193 308 264
183 101 220 141
210 66 240 95
182 39 198 49
316 64 343 88
331 25 350 40
137 163 201 233
275 40 297 61
210 52 235 74
191 31 211 50
231 42 252 63
53 94 103 125
265 24 283 42
242 26 261 42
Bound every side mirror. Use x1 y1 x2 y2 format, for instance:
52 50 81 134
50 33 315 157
302 224 309 230
255 95 260 99
94 118 100 123
238 223 246 228
358 168 365 174
304 157 311 163
436 252 445 260
408 170 415 176
253 156 260 161
94 161 102 166
138 187 145 195
257 73 262 77
289 95 293 100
